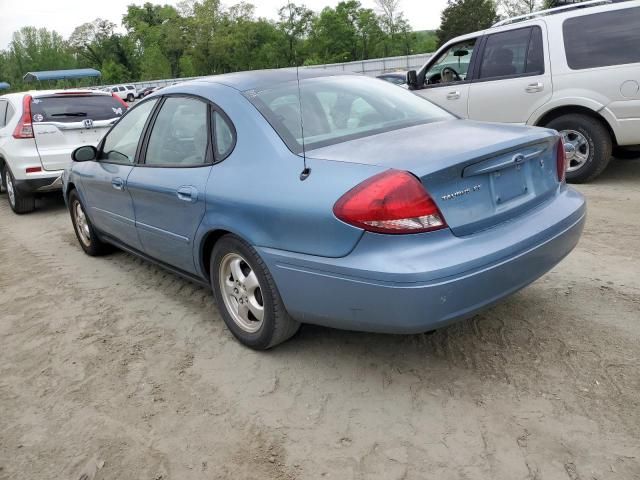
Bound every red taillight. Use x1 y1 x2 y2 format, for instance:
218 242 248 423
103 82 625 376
12 95 34 139
556 137 566 182
112 93 129 109
25 166 42 173
333 170 447 234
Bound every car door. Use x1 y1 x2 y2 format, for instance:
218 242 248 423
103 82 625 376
80 98 159 251
467 24 552 123
126 96 212 274
413 37 479 118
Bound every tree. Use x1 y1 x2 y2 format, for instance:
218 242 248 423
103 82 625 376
277 3 314 65
497 0 541 17
436 0 498 47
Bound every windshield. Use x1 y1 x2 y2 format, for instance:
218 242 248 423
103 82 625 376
31 94 125 123
245 75 453 153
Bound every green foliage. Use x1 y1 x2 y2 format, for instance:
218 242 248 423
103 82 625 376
436 0 498 47
0 0 441 92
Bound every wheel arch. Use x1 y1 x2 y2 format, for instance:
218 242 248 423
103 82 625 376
199 228 234 280
533 105 618 146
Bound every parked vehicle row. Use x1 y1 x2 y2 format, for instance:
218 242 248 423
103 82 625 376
4 0 639 349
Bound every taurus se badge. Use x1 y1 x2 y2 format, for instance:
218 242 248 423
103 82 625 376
441 184 481 201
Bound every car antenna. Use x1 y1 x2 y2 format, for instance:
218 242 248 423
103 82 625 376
295 52 311 181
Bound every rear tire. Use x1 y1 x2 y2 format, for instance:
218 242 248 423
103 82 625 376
126 94 134 102
68 189 112 256
4 166 35 214
545 114 612 183
210 235 300 350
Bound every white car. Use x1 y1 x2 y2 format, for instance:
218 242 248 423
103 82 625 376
0 89 128 213
407 0 640 182
108 85 138 102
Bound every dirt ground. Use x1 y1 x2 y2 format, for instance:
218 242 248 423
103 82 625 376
1 159 639 480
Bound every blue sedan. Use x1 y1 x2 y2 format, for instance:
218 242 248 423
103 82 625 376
63 70 586 349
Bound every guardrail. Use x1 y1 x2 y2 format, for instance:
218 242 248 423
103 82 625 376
103 52 433 91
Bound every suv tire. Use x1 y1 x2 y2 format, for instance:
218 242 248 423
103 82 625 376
545 114 612 183
126 94 134 102
3 166 36 214
210 235 300 350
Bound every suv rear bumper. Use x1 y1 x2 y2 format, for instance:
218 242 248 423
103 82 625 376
13 172 64 195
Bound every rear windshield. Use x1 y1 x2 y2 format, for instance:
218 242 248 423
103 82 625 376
245 75 453 153
563 7 640 70
30 94 126 123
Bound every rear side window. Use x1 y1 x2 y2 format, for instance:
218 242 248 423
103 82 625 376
213 110 235 159
563 7 640 70
478 27 544 79
30 95 126 123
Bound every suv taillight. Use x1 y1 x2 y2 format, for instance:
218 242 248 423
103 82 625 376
333 170 447 234
556 137 566 182
12 95 34 139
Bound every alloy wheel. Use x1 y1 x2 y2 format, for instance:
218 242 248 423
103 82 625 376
73 200 91 247
560 129 590 173
218 253 264 333
6 171 15 207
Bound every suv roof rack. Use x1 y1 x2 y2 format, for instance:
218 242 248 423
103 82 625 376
493 0 628 27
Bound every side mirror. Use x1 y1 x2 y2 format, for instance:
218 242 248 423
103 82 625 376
72 145 97 162
406 70 418 90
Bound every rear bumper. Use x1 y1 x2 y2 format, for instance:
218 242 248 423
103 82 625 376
258 186 586 333
13 171 64 195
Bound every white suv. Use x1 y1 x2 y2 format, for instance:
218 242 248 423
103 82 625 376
108 85 138 102
0 90 128 213
407 0 640 182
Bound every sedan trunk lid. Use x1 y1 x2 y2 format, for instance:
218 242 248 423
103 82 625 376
307 120 561 236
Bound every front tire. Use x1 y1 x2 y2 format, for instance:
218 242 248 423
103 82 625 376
210 235 300 350
68 190 111 256
545 114 612 183
3 166 35 214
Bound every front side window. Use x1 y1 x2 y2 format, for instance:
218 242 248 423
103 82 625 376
479 27 543 80
100 99 158 164
563 7 640 70
145 97 209 166
424 39 477 85
247 76 453 153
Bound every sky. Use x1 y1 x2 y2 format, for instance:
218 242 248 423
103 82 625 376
0 0 448 50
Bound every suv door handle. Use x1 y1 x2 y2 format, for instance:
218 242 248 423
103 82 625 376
111 177 125 191
446 91 461 100
526 82 544 93
176 186 198 203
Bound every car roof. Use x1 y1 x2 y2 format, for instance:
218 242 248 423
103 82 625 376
194 68 353 92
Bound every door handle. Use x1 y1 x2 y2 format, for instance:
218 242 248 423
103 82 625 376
525 82 544 93
176 186 198 203
111 177 125 191
446 91 461 100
